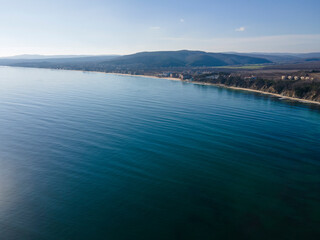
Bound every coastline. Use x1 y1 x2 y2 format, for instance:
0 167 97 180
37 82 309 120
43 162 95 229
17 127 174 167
2 66 320 105
107 72 320 106
104 72 181 81
190 82 320 105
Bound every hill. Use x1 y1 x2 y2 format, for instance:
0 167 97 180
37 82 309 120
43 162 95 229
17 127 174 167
103 50 272 68
0 51 271 70
227 52 320 63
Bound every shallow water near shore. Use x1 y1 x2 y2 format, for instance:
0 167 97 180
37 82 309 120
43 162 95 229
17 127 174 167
0 66 319 240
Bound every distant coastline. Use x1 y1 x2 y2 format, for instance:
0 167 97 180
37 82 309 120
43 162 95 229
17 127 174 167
105 72 181 81
85 70 320 106
1 50 319 105
3 66 320 106
100 72 320 106
114 73 320 105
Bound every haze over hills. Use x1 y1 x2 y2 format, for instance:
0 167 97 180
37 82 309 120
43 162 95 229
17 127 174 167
0 55 120 65
0 54 93 59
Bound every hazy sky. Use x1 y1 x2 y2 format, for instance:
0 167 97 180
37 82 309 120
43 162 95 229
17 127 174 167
0 0 319 56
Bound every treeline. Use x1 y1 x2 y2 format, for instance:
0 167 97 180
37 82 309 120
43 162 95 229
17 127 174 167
194 74 320 102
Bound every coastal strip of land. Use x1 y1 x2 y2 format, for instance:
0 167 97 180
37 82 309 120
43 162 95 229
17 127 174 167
105 72 180 81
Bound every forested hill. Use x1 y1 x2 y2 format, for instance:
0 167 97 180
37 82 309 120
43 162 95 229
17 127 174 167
102 50 272 68
0 50 272 70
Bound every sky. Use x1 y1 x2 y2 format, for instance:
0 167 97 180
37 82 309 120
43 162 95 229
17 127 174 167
0 0 319 56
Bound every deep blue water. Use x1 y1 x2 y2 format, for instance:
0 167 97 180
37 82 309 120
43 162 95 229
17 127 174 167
0 66 319 240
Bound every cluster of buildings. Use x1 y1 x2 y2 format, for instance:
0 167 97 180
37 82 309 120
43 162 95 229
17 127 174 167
204 74 220 80
157 72 193 80
243 75 257 80
156 72 171 78
178 73 193 80
281 75 314 81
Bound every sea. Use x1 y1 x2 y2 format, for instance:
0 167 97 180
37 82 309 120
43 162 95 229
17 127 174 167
0 66 319 240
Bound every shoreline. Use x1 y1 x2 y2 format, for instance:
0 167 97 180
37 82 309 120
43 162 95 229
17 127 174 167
104 72 181 81
190 82 320 105
107 72 320 106
2 66 320 105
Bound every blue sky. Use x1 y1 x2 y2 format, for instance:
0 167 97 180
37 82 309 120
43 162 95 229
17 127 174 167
0 0 319 56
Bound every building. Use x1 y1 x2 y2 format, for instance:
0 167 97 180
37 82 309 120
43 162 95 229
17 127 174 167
206 74 219 80
179 74 192 80
244 75 257 80
158 72 170 78
170 73 179 78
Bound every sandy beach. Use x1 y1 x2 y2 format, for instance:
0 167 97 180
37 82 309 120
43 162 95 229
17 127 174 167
104 72 181 81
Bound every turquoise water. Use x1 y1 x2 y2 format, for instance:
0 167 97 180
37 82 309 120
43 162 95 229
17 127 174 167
0 66 319 240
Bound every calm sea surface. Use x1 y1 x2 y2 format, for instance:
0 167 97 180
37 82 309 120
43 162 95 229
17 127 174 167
0 67 319 240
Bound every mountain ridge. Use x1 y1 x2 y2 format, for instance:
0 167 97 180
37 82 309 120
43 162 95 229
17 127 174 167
1 50 319 70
